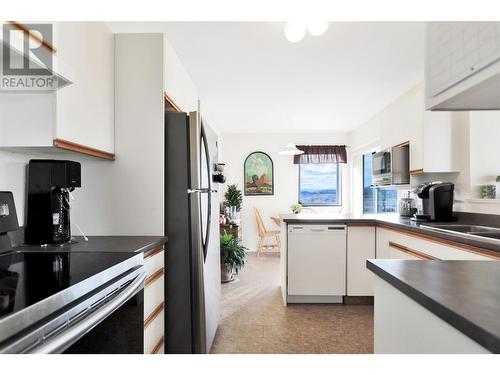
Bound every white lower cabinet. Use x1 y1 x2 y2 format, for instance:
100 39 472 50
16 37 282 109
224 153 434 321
375 227 391 259
376 226 494 261
143 247 165 354
347 226 376 296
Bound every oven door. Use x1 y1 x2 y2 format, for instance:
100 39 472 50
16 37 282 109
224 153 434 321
24 270 145 354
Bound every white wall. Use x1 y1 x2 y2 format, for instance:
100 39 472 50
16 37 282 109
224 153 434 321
221 132 349 252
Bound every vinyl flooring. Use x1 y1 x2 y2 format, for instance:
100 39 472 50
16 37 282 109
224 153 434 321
210 253 374 354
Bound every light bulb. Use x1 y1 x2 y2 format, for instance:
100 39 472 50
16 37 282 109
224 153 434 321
307 22 329 37
284 22 306 43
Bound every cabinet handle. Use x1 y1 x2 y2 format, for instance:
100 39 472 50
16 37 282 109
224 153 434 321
388 242 438 260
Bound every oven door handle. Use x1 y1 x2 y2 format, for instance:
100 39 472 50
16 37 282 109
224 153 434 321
29 271 146 354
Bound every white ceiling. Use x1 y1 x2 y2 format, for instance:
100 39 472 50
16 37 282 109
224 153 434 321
108 22 425 134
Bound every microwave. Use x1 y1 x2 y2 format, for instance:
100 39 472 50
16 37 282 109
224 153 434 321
371 144 409 186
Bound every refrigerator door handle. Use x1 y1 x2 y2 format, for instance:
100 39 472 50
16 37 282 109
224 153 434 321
187 188 218 194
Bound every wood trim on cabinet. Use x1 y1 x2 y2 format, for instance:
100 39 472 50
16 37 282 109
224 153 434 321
164 93 182 112
144 245 164 260
389 241 439 260
378 224 500 260
53 138 115 160
394 140 410 148
145 267 165 287
144 302 165 328
409 168 424 174
8 21 57 53
150 336 165 354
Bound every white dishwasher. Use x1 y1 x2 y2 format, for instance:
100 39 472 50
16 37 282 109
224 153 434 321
287 224 346 303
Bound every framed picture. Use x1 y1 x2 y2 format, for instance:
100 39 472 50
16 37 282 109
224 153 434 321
244 151 274 196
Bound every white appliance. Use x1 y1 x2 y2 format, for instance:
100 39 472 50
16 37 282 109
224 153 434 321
287 224 347 303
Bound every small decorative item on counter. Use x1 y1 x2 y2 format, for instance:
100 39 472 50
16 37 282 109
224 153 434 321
291 203 302 214
496 176 500 199
480 185 496 199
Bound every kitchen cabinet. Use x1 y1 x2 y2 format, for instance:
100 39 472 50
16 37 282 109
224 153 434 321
0 22 115 159
410 111 469 174
375 227 391 259
426 22 500 110
376 225 494 260
347 225 375 296
143 246 165 354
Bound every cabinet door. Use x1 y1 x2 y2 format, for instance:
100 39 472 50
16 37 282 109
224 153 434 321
347 226 376 296
376 228 391 259
54 22 114 153
422 111 469 173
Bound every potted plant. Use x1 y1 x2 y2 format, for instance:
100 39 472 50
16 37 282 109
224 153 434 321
291 203 302 214
224 184 243 224
220 232 248 282
224 184 242 210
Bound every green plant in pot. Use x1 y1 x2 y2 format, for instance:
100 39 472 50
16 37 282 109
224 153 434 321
224 184 242 211
224 184 243 224
220 232 248 282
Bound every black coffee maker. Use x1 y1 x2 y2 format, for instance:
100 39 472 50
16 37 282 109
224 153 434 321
25 160 81 245
412 181 456 222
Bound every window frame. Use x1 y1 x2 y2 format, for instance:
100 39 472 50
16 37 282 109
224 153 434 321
298 163 342 207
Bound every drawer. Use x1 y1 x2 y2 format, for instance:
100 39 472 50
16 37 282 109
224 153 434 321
388 230 491 260
144 303 164 354
150 336 165 354
144 247 164 277
144 274 164 320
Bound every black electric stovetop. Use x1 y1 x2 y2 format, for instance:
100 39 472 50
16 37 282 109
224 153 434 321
0 250 137 321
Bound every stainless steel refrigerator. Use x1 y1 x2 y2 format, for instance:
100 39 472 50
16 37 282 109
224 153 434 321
165 111 221 354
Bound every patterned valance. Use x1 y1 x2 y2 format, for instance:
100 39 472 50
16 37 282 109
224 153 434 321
293 145 347 164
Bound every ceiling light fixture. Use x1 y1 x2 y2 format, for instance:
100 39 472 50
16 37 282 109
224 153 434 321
279 143 304 155
284 22 306 43
306 22 329 37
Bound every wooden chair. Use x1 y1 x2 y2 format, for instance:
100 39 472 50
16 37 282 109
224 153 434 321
254 207 281 257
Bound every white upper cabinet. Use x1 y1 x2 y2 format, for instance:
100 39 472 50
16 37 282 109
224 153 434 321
54 22 115 154
416 111 469 173
0 22 115 159
426 22 500 110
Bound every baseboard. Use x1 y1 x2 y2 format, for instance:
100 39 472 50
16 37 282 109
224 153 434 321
287 295 344 304
343 296 374 305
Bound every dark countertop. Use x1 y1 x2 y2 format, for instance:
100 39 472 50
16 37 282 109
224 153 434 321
280 212 500 254
367 259 500 353
5 235 167 254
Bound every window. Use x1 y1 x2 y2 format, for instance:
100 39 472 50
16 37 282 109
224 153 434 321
363 152 397 213
298 163 341 206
